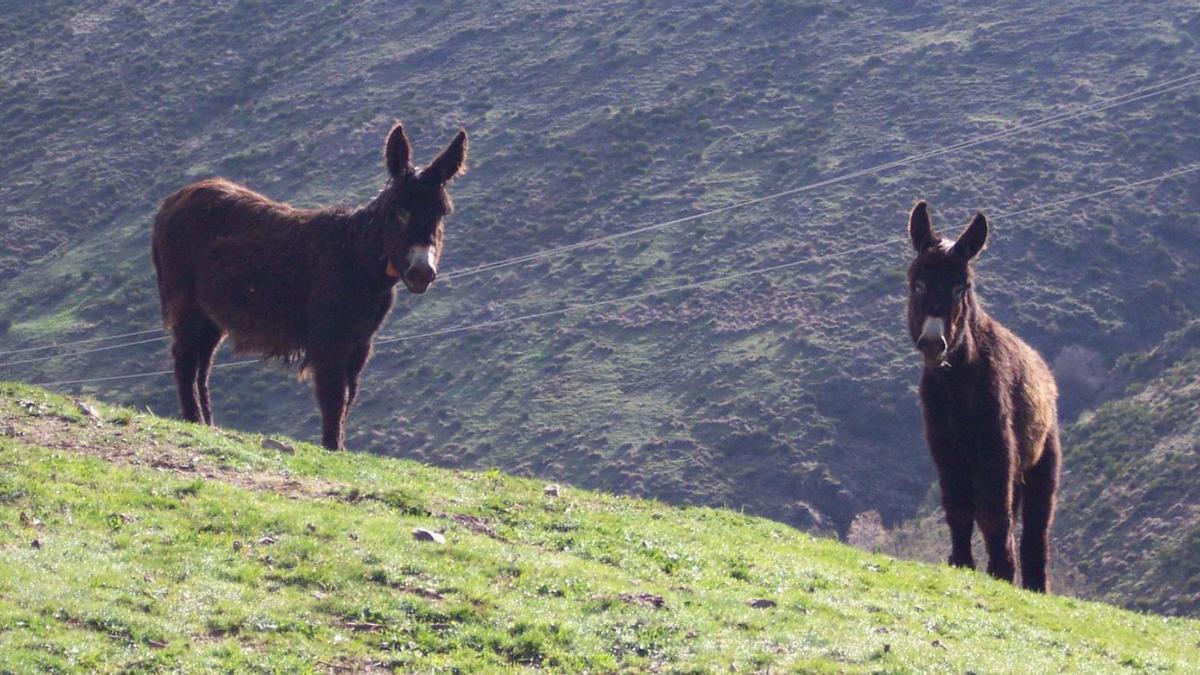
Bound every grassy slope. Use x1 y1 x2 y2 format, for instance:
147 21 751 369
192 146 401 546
1053 324 1200 616
1 383 1198 673
2 0 1200 614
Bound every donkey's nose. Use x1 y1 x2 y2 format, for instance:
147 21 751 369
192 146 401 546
917 334 947 362
917 334 947 354
917 317 946 360
404 264 436 293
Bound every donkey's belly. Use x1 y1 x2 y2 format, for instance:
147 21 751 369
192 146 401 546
193 258 309 358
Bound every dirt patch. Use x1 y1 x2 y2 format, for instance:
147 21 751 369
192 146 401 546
4 408 514 553
6 413 347 502
619 592 667 609
445 513 507 542
315 659 391 674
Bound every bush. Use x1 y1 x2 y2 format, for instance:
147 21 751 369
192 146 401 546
846 510 887 552
1053 345 1107 417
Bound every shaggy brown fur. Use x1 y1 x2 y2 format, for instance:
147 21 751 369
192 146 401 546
906 200 1061 593
152 123 467 449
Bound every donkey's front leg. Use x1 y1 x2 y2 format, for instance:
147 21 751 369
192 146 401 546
312 361 349 450
975 472 1017 583
938 471 976 570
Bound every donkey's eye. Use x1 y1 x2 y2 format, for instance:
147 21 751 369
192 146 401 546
952 285 965 300
395 208 410 225
914 281 926 296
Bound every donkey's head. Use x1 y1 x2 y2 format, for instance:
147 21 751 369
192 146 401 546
906 200 988 368
377 122 468 294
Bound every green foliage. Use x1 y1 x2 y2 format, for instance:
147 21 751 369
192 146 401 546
0 383 1197 672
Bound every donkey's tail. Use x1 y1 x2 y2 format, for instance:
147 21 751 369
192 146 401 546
151 236 167 323
150 189 195 331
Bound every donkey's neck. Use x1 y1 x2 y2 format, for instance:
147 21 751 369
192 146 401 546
333 196 393 281
948 293 995 368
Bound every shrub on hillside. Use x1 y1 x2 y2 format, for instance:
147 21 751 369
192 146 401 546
846 510 887 552
1053 345 1107 417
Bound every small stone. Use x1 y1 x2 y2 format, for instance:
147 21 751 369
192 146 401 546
261 438 295 454
30 538 41 549
232 540 243 552
747 598 776 609
544 484 560 497
256 535 279 546
412 528 446 544
74 399 100 420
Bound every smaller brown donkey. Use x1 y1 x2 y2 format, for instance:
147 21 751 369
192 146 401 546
906 200 1060 592
152 122 467 449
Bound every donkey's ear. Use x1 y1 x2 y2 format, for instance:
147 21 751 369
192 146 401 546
385 122 413 179
426 129 468 184
908 201 937 251
952 212 988 261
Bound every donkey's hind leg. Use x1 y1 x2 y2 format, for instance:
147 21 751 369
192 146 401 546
312 360 350 450
1021 434 1060 593
170 309 220 425
345 341 371 409
192 317 223 425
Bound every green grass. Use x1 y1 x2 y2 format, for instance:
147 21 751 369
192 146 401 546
1 384 1197 672
3 0 1200 618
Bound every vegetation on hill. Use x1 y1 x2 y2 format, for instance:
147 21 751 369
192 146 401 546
1 383 1198 672
1054 324 1200 616
2 0 1200 616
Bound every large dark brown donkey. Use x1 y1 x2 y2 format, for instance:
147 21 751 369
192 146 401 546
905 201 1061 592
152 123 467 449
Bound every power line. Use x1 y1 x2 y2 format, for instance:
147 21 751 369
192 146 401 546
987 163 1200 220
33 359 258 388
380 163 1200 344
0 335 168 368
30 162 1199 388
5 69 1198 362
0 327 162 358
440 71 1200 281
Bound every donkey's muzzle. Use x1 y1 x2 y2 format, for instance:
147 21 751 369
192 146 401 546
403 264 436 294
917 334 947 364
916 316 947 365
399 245 438 294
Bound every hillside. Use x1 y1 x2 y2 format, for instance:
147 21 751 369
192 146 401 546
1 383 1198 672
1053 324 1200 616
2 0 1200 614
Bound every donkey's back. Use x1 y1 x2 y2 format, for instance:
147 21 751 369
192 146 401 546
153 179 303 301
152 178 324 357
